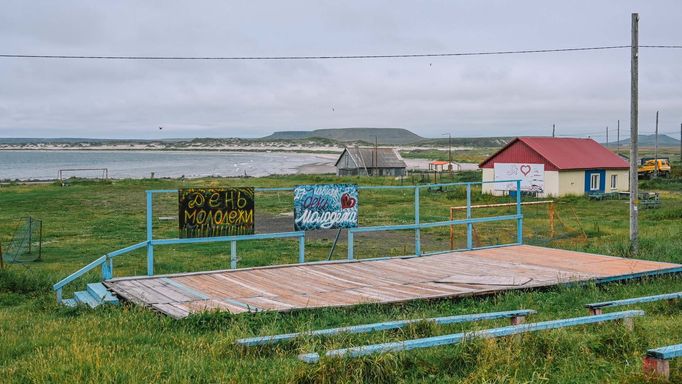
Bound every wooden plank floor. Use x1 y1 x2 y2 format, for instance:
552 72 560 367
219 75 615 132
104 245 681 319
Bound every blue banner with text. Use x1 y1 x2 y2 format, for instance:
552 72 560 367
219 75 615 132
294 184 358 231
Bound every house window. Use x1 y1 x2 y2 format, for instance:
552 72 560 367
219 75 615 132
610 174 617 189
590 173 600 191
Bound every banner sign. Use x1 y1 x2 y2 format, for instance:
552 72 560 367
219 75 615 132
493 163 545 192
179 187 255 238
294 184 358 231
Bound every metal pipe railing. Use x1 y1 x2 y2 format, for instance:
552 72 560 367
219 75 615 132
55 179 523 303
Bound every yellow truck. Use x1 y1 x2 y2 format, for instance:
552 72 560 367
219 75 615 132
638 157 671 179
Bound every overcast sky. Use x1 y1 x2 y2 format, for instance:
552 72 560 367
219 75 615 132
1 1 681 139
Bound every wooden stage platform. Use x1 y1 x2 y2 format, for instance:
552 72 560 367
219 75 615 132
104 245 681 319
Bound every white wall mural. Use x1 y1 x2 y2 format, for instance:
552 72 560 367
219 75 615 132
494 163 544 192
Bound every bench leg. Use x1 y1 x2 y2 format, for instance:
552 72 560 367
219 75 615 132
510 315 526 325
621 317 635 331
588 308 603 316
643 356 669 380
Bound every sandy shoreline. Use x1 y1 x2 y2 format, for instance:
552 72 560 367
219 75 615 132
0 150 478 183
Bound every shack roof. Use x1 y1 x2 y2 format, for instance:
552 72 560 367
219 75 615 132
335 147 407 169
479 137 629 170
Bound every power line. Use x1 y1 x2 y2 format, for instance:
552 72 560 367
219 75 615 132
0 45 642 61
0 45 679 61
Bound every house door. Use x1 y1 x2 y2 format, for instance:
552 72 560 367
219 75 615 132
584 170 605 193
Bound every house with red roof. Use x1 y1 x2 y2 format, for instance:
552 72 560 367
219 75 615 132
479 137 629 197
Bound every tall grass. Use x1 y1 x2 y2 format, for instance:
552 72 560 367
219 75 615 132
1 174 681 383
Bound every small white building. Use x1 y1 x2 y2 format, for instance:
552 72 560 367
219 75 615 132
479 137 629 197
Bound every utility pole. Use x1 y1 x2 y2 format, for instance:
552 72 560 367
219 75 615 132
617 119 621 156
606 126 609 147
654 111 659 177
629 13 639 255
552 124 555 138
448 133 452 172
373 136 378 177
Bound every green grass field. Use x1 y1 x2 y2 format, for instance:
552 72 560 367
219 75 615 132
1 171 681 383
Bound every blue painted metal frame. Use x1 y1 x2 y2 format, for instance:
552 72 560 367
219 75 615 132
53 179 524 303
298 310 645 363
586 292 682 310
647 343 682 360
346 214 522 260
236 309 536 347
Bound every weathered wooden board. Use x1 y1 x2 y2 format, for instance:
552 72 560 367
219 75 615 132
104 245 681 319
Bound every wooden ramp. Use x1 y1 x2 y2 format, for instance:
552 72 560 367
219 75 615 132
104 245 681 319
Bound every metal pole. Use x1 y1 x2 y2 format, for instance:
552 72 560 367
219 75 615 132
466 184 472 250
231 241 237 269
448 133 452 172
327 228 342 261
347 230 354 260
654 110 659 177
298 235 305 263
414 187 421 256
617 119 620 156
38 220 43 260
629 13 639 255
28 217 32 254
606 126 609 148
146 191 154 275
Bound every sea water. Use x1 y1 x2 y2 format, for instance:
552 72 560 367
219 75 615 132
0 150 332 180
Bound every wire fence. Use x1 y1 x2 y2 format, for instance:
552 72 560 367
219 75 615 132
1 216 42 264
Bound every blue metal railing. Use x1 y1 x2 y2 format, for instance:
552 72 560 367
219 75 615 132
53 179 523 303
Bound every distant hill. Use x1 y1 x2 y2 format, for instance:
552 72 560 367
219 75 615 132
416 137 513 147
609 134 680 147
261 128 424 145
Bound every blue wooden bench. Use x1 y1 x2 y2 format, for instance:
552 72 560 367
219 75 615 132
298 310 644 363
644 343 682 380
585 292 682 316
236 309 535 347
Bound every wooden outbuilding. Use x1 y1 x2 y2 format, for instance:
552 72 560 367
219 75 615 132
335 146 407 176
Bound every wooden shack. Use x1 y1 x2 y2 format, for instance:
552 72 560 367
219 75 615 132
335 146 407 176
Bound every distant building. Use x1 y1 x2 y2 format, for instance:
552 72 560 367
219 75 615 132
428 160 459 172
479 137 629 197
335 146 407 176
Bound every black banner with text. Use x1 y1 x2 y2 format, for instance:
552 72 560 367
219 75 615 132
178 188 255 238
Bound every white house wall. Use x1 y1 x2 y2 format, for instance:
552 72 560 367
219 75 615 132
557 171 585 196
483 168 629 197
605 169 630 192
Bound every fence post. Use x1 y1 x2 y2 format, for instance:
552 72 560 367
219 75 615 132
298 235 305 263
38 219 43 260
466 184 473 250
231 240 237 269
415 186 421 256
347 230 354 260
28 217 32 254
516 180 523 244
101 255 113 280
146 191 154 276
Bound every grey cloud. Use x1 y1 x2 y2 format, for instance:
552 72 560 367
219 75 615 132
0 0 681 139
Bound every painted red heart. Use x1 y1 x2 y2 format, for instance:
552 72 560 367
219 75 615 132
520 164 531 176
341 193 356 209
